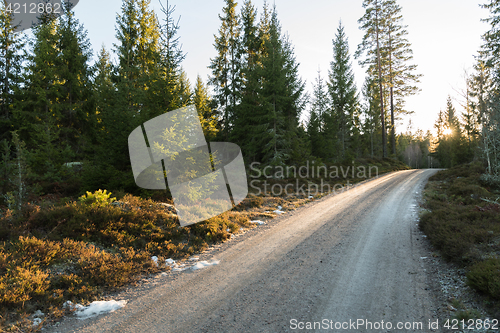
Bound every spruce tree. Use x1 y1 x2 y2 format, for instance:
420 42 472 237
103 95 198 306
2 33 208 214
194 75 218 141
93 45 117 154
435 97 462 167
0 1 25 141
470 57 495 174
328 22 359 161
209 0 241 140
155 0 185 112
258 5 305 166
307 108 322 159
56 2 95 157
15 13 71 180
309 71 330 159
108 0 165 171
230 0 265 163
177 69 192 107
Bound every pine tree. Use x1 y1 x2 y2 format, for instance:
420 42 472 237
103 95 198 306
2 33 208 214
361 76 382 157
383 0 421 156
356 0 387 158
209 0 241 140
328 22 359 161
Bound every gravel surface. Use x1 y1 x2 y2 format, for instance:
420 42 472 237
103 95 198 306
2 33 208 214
46 169 496 333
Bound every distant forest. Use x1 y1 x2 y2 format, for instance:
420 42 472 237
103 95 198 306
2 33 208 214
1 0 500 207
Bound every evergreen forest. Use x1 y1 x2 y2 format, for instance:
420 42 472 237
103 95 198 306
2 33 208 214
0 0 499 202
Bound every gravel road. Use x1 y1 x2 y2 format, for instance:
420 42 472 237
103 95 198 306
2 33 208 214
49 169 441 333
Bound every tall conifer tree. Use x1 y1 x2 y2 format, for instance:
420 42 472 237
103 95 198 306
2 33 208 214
329 22 359 161
0 1 25 141
356 0 387 157
57 2 95 156
194 75 218 141
383 0 421 156
309 71 330 159
209 0 241 140
258 5 305 165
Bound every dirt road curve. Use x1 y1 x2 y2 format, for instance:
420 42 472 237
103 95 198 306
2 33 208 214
49 169 441 333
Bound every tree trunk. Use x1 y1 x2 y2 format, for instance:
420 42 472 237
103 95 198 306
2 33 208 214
375 2 386 158
389 31 396 156
390 86 395 155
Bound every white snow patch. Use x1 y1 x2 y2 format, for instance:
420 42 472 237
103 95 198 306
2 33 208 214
308 196 314 199
165 258 175 265
31 310 44 326
33 310 44 317
63 300 84 311
189 257 199 261
250 220 265 225
75 300 127 319
277 205 282 210
191 260 220 270
172 265 187 272
420 257 428 260
151 256 158 267
273 210 285 214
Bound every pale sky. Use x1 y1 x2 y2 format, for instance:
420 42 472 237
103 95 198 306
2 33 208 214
68 0 490 135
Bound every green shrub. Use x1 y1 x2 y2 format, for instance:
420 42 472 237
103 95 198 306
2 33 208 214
467 259 500 300
78 189 116 208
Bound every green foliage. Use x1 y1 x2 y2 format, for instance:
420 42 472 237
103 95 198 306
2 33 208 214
325 22 361 161
356 0 421 158
0 1 25 142
78 189 116 208
209 0 242 140
433 96 470 168
194 75 219 141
